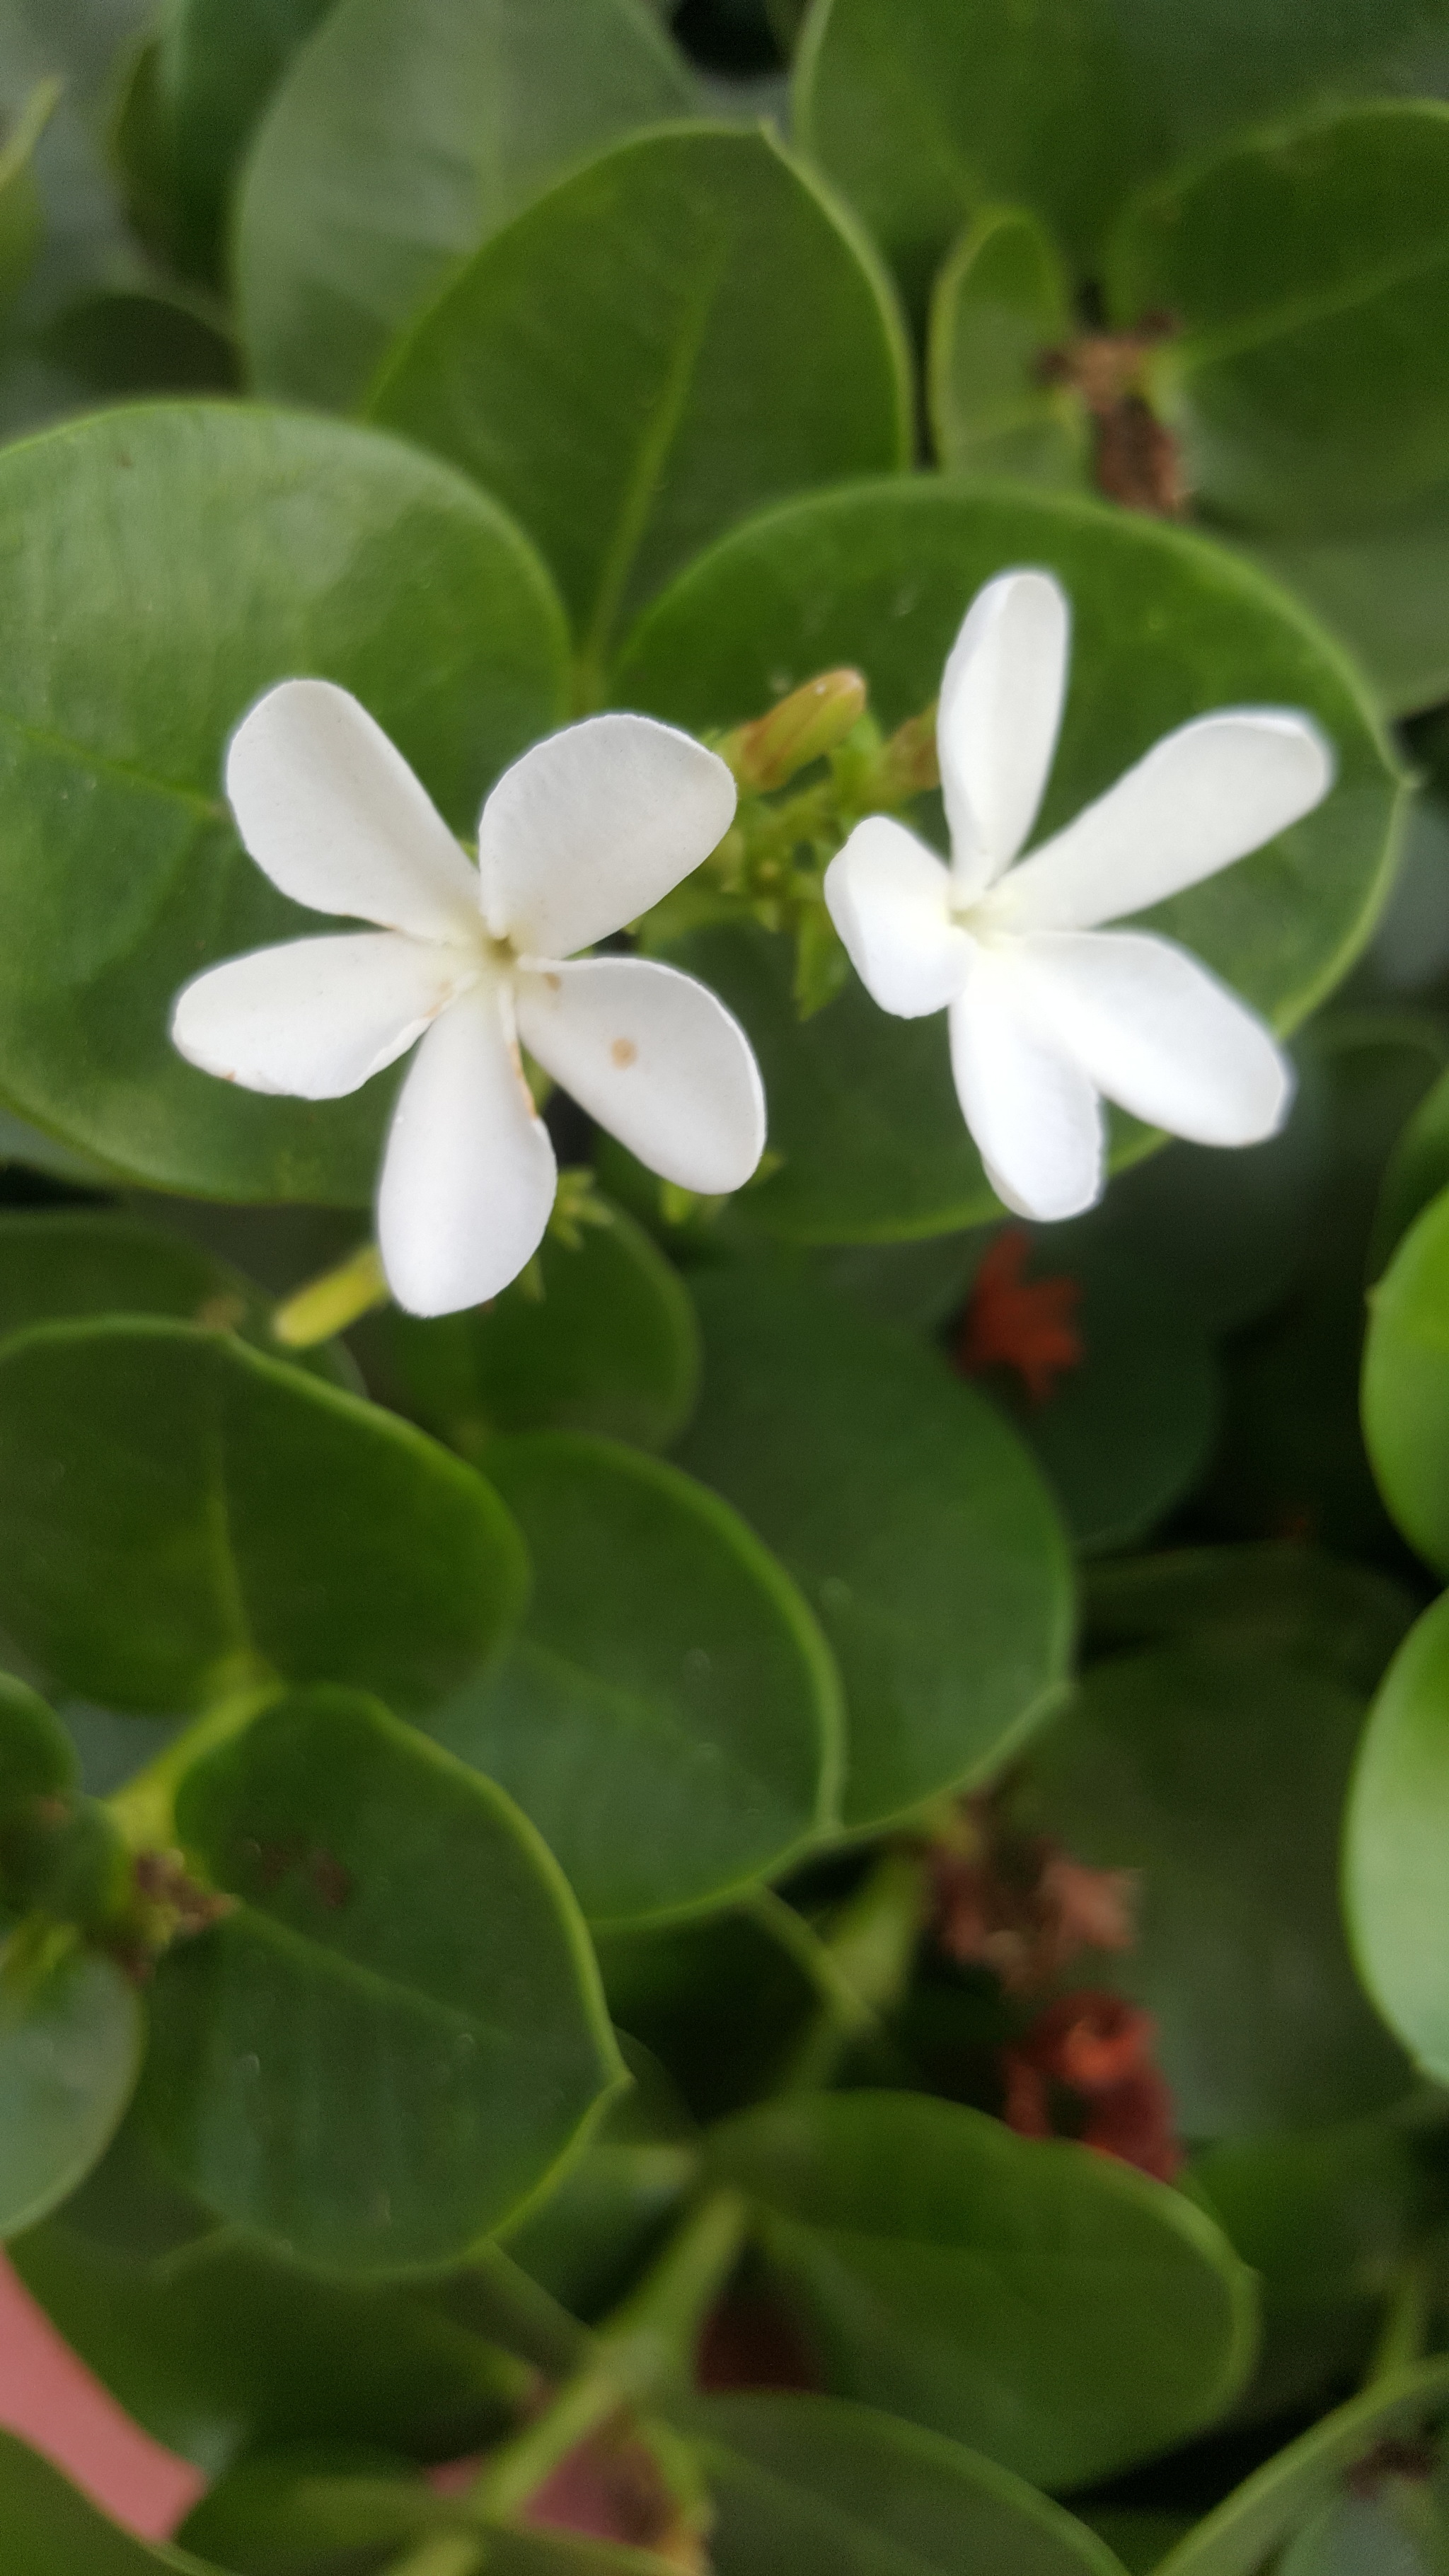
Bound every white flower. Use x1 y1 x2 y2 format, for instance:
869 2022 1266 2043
172 684 765 1315
824 570 1335 1221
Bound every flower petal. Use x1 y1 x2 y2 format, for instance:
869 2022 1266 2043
1009 929 1293 1144
226 680 482 939
515 956 765 1194
986 710 1334 934
948 951 1104 1220
377 981 556 1317
824 816 972 1017
939 569 1070 897
478 714 737 958
171 932 464 1099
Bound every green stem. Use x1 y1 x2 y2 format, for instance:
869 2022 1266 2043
466 2188 747 2525
780 1847 927 2096
1366 2254 1433 2386
106 1673 279 1851
383 2536 486 2576
272 1243 388 1348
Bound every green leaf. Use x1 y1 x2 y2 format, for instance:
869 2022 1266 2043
708 2090 1257 2490
596 1906 817 2122
794 0 1449 304
0 1319 528 1716
673 1265 1073 1832
1344 1590 1449 2086
1107 105 1449 539
1024 1647 1412 2133
0 402 566 1201
1363 1183 1449 1569
928 204 1087 486
968 1230 1218 1553
146 0 337 286
0 79 54 311
1279 2495 1445 2576
1151 2357 1449 2576
0 2429 220 2574
379 1199 700 1456
0 1930 143 2236
0 1208 354 1388
140 1685 623 2271
236 0 697 408
175 2444 444 2575
614 481 1401 1243
1083 1547 1417 1700
1206 1014 1443 1559
500 2040 698 2318
1246 487 1449 722
369 125 910 669
34 286 238 402
13 2125 526 2461
1373 1065 1449 1272
1190 2122 1428 2420
0 1671 77 1804
685 2390 1128 2573
431 1431 843 1926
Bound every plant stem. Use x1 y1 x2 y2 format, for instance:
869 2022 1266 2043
106 1671 279 1850
466 2188 747 2525
272 1242 388 1347
383 2536 486 2576
780 1847 927 2096
1366 2254 1433 2385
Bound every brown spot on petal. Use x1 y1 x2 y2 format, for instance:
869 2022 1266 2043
611 1038 638 1068
545 972 561 991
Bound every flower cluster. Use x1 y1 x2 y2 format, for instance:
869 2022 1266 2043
173 570 1334 1316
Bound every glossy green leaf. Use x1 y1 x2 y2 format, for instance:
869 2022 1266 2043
370 125 909 668
1344 1590 1449 2086
615 482 1401 1242
500 2040 698 2319
1025 1647 1412 2133
686 2391 1128 2574
237 0 696 408
710 2090 1257 2490
1363 1182 1449 1569
1083 1547 1417 1699
969 1230 1218 1553
1084 2520 1192 2576
1191 2122 1428 2422
674 1265 1073 1832
0 2430 220 2575
0 1672 77 1804
0 1208 353 1388
379 1201 700 1456
794 0 1449 301
0 1320 528 1716
175 2444 443 2575
147 0 337 285
0 1931 143 2236
1107 106 1449 539
1247 488 1449 721
34 287 238 404
0 403 566 1201
928 204 1086 486
431 1431 842 1926
1152 2359 1449 2576
596 1905 817 2122
13 2125 524 2464
140 1685 622 2272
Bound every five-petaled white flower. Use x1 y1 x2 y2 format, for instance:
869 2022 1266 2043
172 686 766 1315
824 569 1335 1222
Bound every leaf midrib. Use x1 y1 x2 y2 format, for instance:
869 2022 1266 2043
0 701 227 819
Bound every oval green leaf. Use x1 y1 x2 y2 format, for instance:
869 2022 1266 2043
1344 1590 1449 2086
615 480 1401 1243
683 2391 1128 2575
431 1431 843 1925
0 2430 221 2575
1083 1546 1416 1699
1107 105 1449 538
0 1319 529 1715
674 1266 1073 1832
1363 1182 1449 1569
0 402 566 1200
0 1672 78 1805
140 0 336 287
369 125 911 668
709 2090 1257 2490
928 204 1086 487
140 1685 623 2272
237 0 695 407
0 1933 143 2237
379 1198 700 1455
1026 1646 1412 2132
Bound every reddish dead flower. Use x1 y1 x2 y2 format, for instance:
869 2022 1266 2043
955 1228 1085 1404
1003 1989 1182 2183
1037 320 1189 517
929 1794 1135 1993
